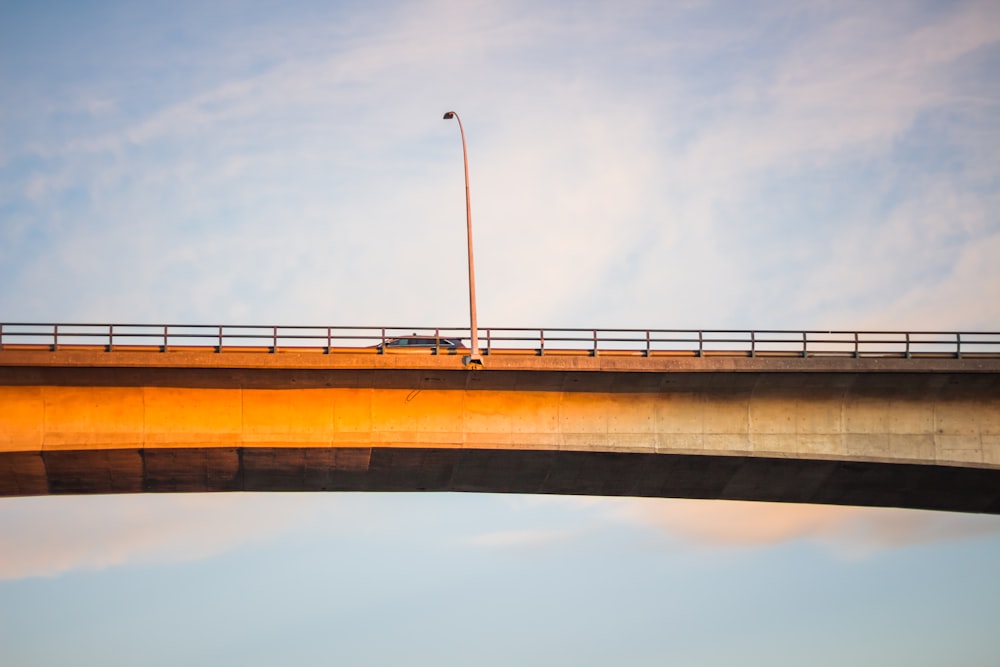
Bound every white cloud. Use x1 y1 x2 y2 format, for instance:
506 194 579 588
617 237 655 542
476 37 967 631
464 493 1000 558
601 497 1000 558
571 1 1000 329
2 490 998 581
460 528 579 549
0 0 997 331
0 494 322 580
870 231 1000 328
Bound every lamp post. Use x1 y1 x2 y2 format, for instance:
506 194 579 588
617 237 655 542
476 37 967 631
443 111 483 367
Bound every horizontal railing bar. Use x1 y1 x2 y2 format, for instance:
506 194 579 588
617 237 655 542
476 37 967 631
2 324 999 359
0 326 990 335
4 323 997 334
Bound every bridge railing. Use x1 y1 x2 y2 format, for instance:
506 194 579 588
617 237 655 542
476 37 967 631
2 323 999 358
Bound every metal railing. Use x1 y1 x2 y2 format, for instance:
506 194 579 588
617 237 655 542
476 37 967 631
1 323 999 359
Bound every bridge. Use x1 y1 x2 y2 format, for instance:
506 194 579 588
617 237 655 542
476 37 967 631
1 324 999 513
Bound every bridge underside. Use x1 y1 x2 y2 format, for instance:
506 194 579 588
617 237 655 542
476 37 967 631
2 350 999 513
2 446 999 513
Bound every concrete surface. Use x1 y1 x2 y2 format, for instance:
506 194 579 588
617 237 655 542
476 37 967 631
1 349 998 512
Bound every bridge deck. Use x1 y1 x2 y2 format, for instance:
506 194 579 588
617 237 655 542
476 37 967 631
2 346 1000 377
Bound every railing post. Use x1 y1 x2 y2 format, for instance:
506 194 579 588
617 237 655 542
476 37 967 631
593 329 598 357
697 330 703 357
379 328 386 353
486 328 491 355
52 324 59 351
217 326 223 353
956 332 962 359
801 331 807 358
162 325 168 352
272 326 277 353
539 329 545 356
326 327 332 354
108 324 114 352
905 332 911 359
645 330 650 357
434 328 440 355
0 323 3 351
750 331 756 358
854 332 859 358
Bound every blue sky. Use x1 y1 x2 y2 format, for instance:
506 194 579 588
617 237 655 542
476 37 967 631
2 1 1000 664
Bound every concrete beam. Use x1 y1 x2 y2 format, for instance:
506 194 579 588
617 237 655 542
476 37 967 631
1 350 998 512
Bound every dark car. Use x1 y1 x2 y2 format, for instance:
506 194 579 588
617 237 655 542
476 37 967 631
375 335 468 352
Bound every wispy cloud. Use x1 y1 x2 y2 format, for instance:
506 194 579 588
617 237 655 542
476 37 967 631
2 492 998 581
602 497 1000 558
460 528 580 549
573 1 1000 328
0 494 322 580
2 0 996 328
463 493 1000 558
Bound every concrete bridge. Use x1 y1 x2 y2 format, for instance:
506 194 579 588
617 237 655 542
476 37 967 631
1 325 999 513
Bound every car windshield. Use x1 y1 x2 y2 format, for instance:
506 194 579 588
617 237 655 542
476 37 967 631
386 337 458 347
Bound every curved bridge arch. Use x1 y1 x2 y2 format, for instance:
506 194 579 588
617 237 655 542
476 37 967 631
2 349 998 513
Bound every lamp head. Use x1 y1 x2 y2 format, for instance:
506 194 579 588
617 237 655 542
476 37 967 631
443 111 456 119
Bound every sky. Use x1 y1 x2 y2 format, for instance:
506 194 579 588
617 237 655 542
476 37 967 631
2 0 1000 665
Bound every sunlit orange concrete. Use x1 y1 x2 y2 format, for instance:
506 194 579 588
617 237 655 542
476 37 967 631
3 383 999 464
1 349 998 511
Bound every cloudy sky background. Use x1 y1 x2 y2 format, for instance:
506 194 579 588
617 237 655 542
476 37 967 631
2 1 1000 665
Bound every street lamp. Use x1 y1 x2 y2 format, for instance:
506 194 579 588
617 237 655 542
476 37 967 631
443 111 483 367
